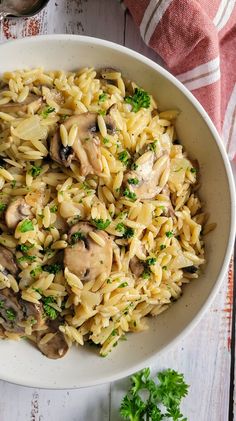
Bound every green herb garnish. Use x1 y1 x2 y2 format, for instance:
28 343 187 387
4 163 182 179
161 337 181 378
142 269 151 279
92 219 111 230
103 137 109 144
6 308 16 321
17 255 36 263
119 282 128 288
146 257 157 266
99 93 107 103
149 140 158 152
123 188 137 201
166 231 174 238
160 244 166 250
16 243 34 253
0 203 7 212
43 264 62 274
127 178 139 185
118 150 130 166
19 219 34 233
125 88 151 113
0 300 4 309
120 367 189 421
30 165 42 178
30 266 42 278
130 162 138 170
115 223 134 239
42 296 58 320
50 205 58 213
98 110 106 116
41 106 55 119
70 231 86 244
11 180 16 188
190 167 197 173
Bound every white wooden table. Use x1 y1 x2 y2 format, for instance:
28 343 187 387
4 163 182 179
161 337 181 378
0 1 235 420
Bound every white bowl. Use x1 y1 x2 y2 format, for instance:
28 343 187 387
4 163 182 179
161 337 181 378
0 35 235 389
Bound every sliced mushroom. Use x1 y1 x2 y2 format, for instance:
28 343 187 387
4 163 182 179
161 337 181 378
0 93 42 114
36 319 68 359
50 112 116 176
129 256 144 278
5 198 32 230
0 287 44 334
0 245 18 275
123 151 169 200
64 222 113 281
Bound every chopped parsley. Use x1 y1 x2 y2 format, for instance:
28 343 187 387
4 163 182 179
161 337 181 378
119 367 189 421
107 278 112 284
11 180 16 188
30 266 42 277
19 219 34 233
146 257 157 266
41 106 55 119
0 300 4 309
0 203 6 212
125 88 151 113
98 109 106 116
30 165 42 178
118 150 130 166
119 282 128 288
50 205 58 213
16 244 34 253
166 231 174 238
17 255 36 263
163 266 167 270
123 188 137 201
43 264 62 274
142 269 151 279
6 308 16 321
70 231 86 244
42 296 58 320
149 140 158 152
30 317 37 325
130 162 138 170
103 137 109 144
190 167 197 173
99 93 107 103
127 178 139 185
92 219 111 230
115 223 134 239
160 244 166 250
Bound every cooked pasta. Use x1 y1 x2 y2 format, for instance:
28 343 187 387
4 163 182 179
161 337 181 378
0 67 214 358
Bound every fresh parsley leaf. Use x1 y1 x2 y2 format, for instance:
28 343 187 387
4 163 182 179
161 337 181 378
19 219 34 233
41 106 55 119
50 205 58 213
127 178 139 185
6 308 16 321
30 165 42 178
119 282 128 288
166 231 174 238
16 243 34 253
0 300 4 309
11 180 16 188
130 162 138 171
160 244 166 250
149 140 158 152
190 167 197 174
0 203 6 212
146 257 156 266
115 223 134 239
123 188 137 201
43 264 62 274
142 269 151 279
125 88 151 113
118 150 130 166
120 368 189 421
42 296 58 320
17 255 36 263
99 93 107 103
70 231 86 245
30 266 43 278
92 219 111 230
98 109 106 116
103 137 109 144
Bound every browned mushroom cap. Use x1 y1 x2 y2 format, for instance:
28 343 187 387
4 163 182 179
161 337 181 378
0 93 42 114
0 287 44 334
50 112 116 176
123 151 169 200
5 198 32 230
129 256 144 278
64 222 113 281
0 245 18 275
36 319 68 359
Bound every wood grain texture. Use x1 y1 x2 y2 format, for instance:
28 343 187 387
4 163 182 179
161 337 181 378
0 1 234 420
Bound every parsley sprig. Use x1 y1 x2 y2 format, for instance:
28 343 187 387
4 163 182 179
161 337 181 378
120 368 189 421
125 88 151 113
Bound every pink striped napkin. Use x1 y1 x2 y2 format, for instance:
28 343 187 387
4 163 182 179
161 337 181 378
124 0 236 160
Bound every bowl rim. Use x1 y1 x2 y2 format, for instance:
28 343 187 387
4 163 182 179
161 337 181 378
0 34 235 389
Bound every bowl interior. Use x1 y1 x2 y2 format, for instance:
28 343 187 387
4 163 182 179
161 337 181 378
0 35 234 388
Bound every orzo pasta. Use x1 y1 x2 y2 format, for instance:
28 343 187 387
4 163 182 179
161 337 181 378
0 67 214 358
